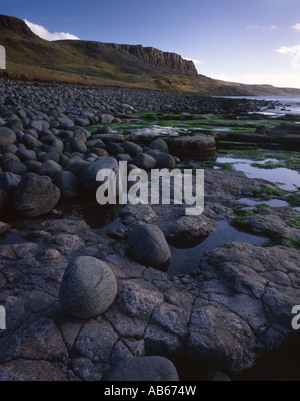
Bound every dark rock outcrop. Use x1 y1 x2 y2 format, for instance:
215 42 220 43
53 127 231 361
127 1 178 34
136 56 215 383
107 44 198 75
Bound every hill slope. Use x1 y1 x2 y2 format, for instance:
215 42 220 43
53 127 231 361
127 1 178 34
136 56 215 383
1 14 300 96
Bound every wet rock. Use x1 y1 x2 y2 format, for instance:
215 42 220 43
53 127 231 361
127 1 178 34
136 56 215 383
128 224 171 267
14 173 61 217
102 356 179 381
59 256 118 319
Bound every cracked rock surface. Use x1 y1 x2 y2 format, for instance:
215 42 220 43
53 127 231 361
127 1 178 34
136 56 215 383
0 170 299 380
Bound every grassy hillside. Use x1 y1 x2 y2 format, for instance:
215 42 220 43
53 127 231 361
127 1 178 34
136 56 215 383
1 14 300 96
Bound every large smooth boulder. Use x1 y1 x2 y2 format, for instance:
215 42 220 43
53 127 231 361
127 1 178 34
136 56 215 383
14 173 61 217
0 127 16 146
155 153 176 169
133 153 156 170
80 157 119 198
102 357 179 382
122 141 143 158
59 256 117 319
128 224 171 267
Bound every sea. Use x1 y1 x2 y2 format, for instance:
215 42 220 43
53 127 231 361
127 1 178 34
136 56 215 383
220 95 300 115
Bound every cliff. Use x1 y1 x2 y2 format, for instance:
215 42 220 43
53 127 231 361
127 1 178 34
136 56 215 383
106 44 198 75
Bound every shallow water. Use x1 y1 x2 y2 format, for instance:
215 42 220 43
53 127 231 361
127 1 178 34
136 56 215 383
217 156 300 190
167 220 269 276
55 201 122 229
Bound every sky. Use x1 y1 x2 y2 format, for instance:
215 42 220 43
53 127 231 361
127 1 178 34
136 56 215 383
2 0 300 88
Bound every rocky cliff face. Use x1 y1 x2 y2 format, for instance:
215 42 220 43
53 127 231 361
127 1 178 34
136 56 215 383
0 14 39 39
107 44 198 75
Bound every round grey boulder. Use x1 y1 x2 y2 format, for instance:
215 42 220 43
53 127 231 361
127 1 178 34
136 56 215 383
102 357 179 382
155 153 176 169
59 256 117 319
133 153 156 170
14 173 61 217
0 127 16 146
150 138 169 153
128 224 171 267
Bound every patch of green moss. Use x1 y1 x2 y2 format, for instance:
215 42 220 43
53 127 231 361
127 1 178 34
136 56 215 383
284 238 300 249
287 217 300 230
253 186 300 207
231 205 269 230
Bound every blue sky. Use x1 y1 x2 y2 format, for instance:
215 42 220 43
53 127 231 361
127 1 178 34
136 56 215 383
2 0 300 88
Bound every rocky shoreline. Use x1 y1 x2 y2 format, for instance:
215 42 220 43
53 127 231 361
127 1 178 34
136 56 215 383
0 80 299 381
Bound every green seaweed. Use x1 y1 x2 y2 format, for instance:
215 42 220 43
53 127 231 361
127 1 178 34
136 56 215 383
254 186 300 207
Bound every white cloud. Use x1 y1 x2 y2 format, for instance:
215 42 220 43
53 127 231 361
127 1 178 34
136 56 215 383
211 73 300 89
247 25 278 31
276 45 300 70
184 58 206 65
292 23 300 31
24 19 79 41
